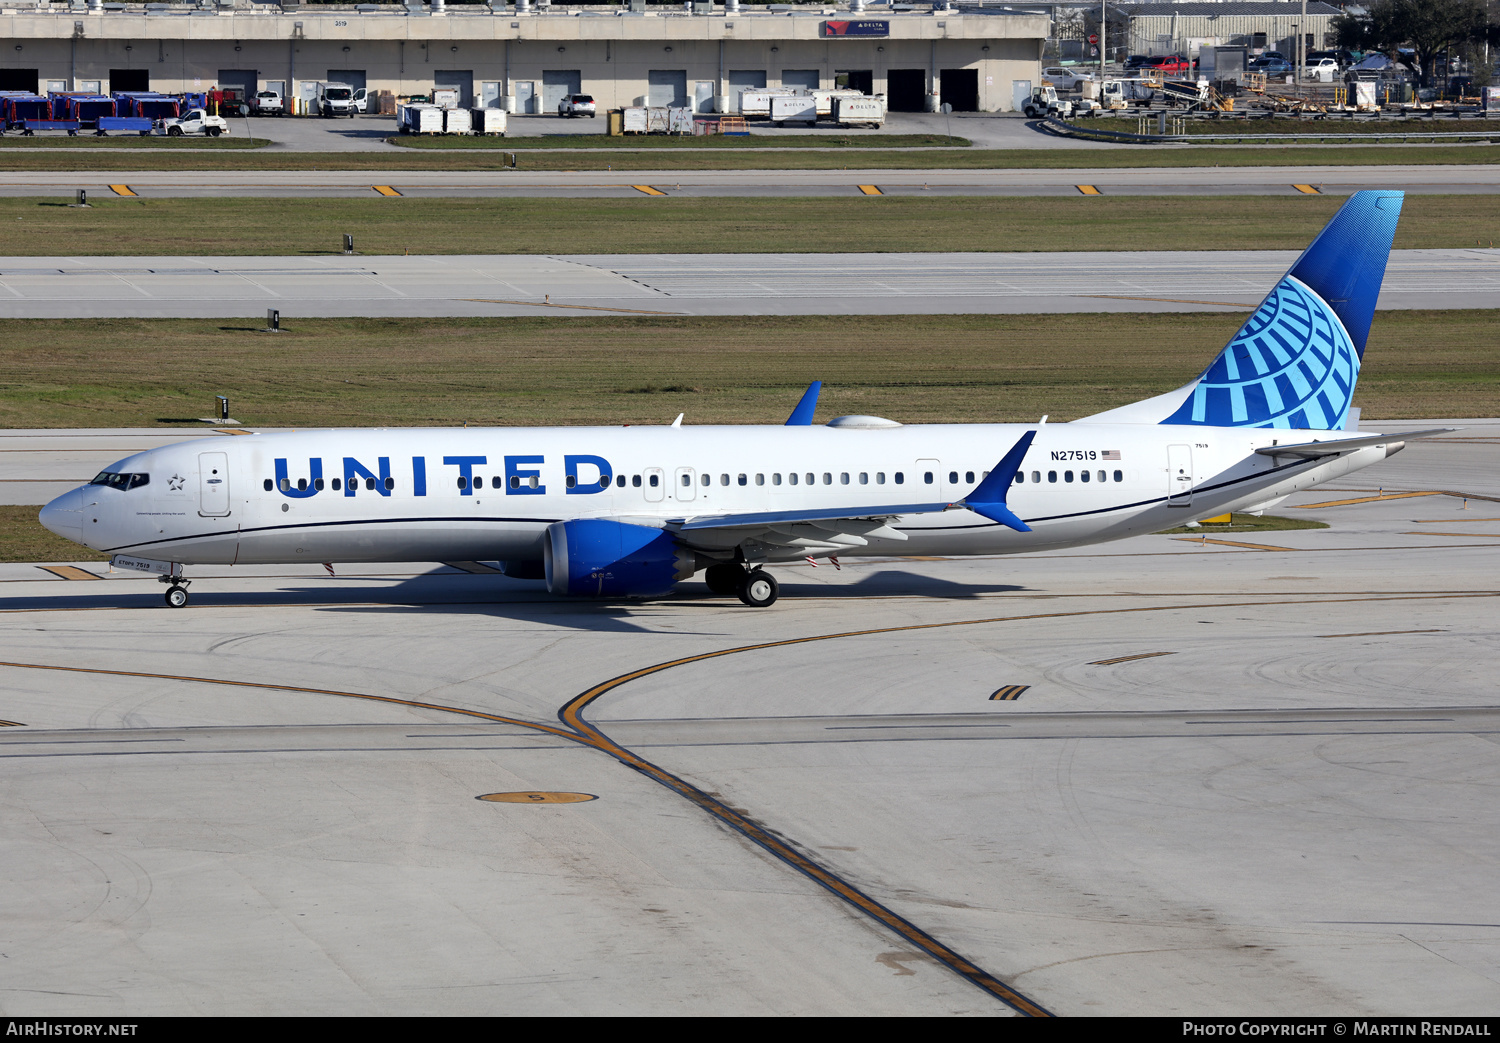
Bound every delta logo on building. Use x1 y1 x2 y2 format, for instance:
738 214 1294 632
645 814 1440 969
822 19 891 36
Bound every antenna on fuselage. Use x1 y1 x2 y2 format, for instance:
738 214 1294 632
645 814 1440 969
671 413 683 428
1039 415 1049 425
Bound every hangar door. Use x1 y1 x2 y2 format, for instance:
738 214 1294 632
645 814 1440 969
728 70 766 92
781 69 820 90
217 69 258 100
648 70 687 108
542 70 581 112
327 69 367 92
0 69 38 93
887 69 927 111
433 70 473 109
109 69 149 92
940 68 979 111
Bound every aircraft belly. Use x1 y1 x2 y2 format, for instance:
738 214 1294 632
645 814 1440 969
233 519 547 565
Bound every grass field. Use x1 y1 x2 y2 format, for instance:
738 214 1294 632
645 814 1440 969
0 312 1493 431
0 135 268 149
0 194 1495 255
1180 118 1500 137
0 143 1497 171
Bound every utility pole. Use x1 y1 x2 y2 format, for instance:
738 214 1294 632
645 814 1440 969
1100 0 1106 81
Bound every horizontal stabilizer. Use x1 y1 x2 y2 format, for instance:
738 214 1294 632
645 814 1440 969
1253 428 1453 459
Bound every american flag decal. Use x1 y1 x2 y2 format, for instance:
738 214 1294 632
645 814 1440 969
1102 450 1121 460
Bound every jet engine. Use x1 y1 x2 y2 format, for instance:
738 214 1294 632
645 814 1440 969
543 519 695 598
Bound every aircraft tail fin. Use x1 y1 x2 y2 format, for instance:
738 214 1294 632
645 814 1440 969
1078 190 1403 431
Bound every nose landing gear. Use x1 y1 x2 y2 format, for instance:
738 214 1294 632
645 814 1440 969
159 574 191 608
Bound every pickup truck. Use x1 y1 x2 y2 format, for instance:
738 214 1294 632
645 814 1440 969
253 91 284 116
157 108 230 137
1021 85 1074 119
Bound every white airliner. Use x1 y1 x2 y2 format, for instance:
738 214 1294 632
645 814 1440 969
40 190 1445 608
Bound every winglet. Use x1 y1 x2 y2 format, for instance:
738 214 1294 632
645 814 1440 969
785 381 822 426
958 431 1035 532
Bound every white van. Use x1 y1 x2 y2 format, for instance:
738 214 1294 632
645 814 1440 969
317 82 357 118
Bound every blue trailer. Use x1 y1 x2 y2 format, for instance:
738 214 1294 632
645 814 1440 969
0 92 51 132
96 115 154 136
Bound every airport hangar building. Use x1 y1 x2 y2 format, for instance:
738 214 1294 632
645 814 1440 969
0 2 1049 114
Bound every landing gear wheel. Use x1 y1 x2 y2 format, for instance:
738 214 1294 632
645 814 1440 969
738 569 778 608
704 563 745 596
164 585 189 608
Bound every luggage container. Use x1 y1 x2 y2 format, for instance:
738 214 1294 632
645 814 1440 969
432 87 461 110
667 106 694 134
809 88 870 118
737 87 797 118
646 106 670 133
832 95 885 127
0 93 51 131
769 94 817 124
50 93 116 128
622 106 648 134
112 92 181 121
470 107 507 135
396 102 445 134
443 107 472 134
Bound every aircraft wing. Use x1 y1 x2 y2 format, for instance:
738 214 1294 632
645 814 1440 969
1253 428 1454 459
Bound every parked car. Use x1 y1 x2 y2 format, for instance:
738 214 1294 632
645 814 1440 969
1123 54 1152 71
156 108 229 137
1146 55 1191 75
558 94 596 118
1042 67 1094 91
1250 57 1294 76
252 90 284 116
1303 57 1340 82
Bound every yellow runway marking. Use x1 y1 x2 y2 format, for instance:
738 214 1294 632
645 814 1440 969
1292 184 1322 194
477 791 597 804
1294 491 1444 508
214 428 253 436
857 184 883 195
1076 184 1101 195
1090 651 1176 666
989 684 1029 701
1317 629 1447 638
459 297 682 316
0 719 23 727
1403 531 1500 539
37 566 100 581
443 560 503 574
632 185 667 196
1173 537 1299 551
107 184 136 197
372 185 402 197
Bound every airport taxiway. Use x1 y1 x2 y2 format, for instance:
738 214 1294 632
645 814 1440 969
0 422 1497 1015
1 248 1497 319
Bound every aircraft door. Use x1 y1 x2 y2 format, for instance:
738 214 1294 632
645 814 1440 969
675 467 696 502
644 467 665 503
1167 444 1194 506
916 457 944 500
199 451 231 517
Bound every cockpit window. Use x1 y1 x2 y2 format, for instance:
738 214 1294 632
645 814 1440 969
89 471 150 491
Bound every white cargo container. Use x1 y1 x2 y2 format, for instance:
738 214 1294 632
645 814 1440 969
444 107 473 135
396 102 445 135
809 88 873 118
622 106 648 133
470 108 508 135
667 106 694 134
431 87 461 110
738 87 798 118
832 95 885 127
646 106 670 133
770 94 818 124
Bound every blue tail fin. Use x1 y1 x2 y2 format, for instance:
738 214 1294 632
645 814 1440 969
1158 190 1402 431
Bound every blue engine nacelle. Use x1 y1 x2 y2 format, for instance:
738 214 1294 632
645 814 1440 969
543 519 696 598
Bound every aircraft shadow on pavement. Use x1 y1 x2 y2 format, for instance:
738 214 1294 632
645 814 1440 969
776 568 1030 599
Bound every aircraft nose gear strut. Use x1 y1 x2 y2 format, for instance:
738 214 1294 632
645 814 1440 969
159 573 191 608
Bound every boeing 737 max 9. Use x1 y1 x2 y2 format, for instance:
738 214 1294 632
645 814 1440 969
39 190 1447 608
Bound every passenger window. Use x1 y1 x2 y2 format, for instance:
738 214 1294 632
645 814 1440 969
840 472 849 485
297 478 307 491
332 478 342 491
806 473 815 485
948 471 958 484
632 475 641 488
263 479 273 491
681 474 690 487
701 473 710 486
1013 473 1023 484
923 472 933 485
1081 470 1090 482
789 473 798 486
1065 471 1074 483
966 471 975 483
738 474 747 486
895 472 904 485
617 475 626 488
649 474 659 488
458 476 468 490
314 478 325 491
1114 470 1123 482
859 472 868 485
1031 471 1041 483
385 477 395 491
1048 471 1057 483
823 473 832 485
567 476 578 489
721 474 730 486
877 472 886 485
756 474 765 486
1098 470 1107 483
773 473 782 486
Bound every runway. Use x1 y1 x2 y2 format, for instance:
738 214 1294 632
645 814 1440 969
6 162 1500 199
2 248 1498 319
1 422 1499 1014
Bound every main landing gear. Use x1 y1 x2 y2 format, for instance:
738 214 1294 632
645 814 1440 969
704 563 779 608
159 574 191 608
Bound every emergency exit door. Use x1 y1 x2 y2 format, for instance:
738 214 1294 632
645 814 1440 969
199 452 231 517
1167 444 1194 506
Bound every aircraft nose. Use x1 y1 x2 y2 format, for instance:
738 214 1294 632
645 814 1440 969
38 487 84 541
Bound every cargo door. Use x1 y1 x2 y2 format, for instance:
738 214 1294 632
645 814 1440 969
781 69 820 91
199 451 231 517
675 467 696 502
648 70 687 108
327 69 367 93
1167 444 1194 507
940 68 979 111
433 70 473 109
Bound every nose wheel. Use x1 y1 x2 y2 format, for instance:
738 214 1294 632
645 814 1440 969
159 574 191 608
